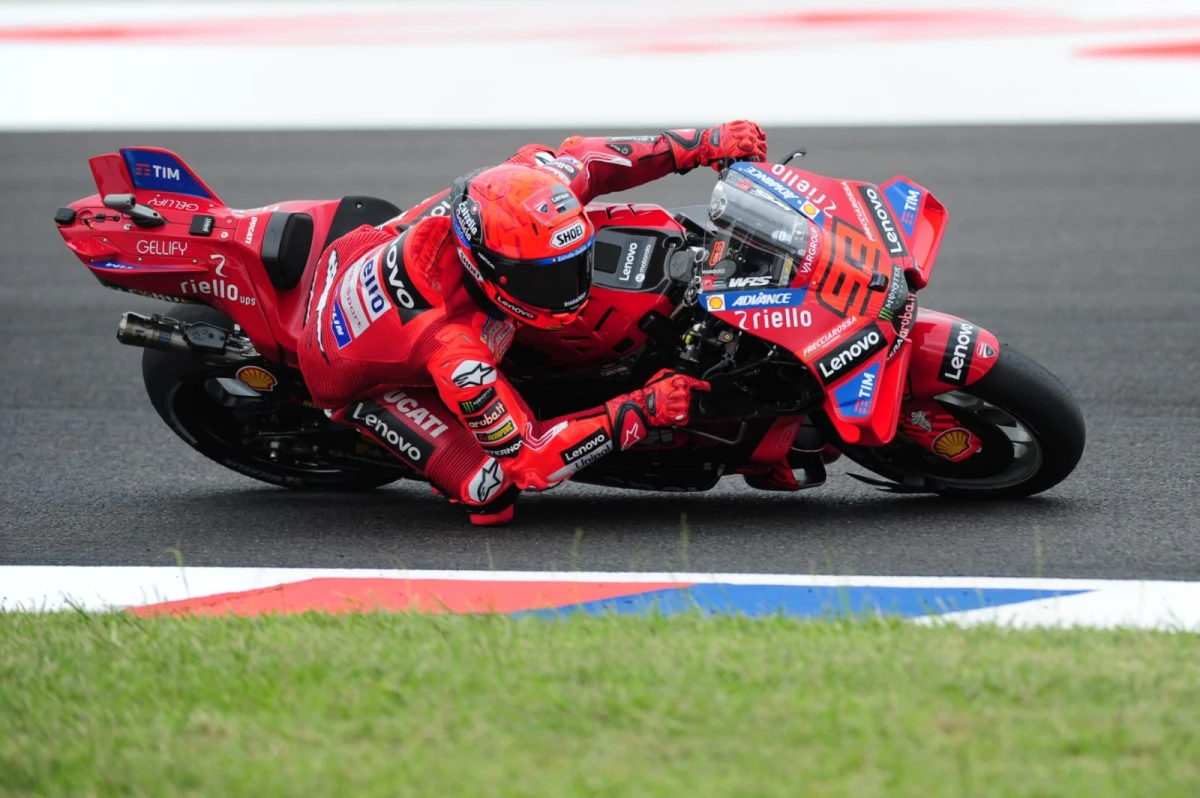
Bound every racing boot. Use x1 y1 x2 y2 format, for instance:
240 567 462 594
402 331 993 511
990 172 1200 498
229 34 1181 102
740 459 802 492
463 485 520 527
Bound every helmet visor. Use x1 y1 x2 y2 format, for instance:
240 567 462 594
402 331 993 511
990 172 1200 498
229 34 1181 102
478 242 594 313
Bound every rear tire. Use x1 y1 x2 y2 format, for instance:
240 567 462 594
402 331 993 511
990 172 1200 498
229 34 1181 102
817 344 1085 498
141 305 405 490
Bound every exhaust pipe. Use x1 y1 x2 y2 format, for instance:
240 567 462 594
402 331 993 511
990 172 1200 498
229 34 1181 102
117 312 193 355
116 312 240 358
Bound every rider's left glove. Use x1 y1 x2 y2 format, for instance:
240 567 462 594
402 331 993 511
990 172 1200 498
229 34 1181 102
604 369 711 451
668 120 768 172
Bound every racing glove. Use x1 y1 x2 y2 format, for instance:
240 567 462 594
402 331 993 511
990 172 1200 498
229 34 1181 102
604 369 711 451
666 121 768 172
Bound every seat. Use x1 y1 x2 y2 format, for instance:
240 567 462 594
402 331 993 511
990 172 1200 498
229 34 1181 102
261 196 402 292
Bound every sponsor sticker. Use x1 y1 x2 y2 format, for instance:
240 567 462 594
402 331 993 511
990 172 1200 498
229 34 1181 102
705 295 726 312
236 366 277 392
358 255 393 322
121 149 213 199
452 360 498 388
459 387 497 415
559 429 612 467
551 220 587 250
476 419 517 444
832 363 880 418
731 306 812 332
727 276 772 289
331 303 353 348
814 322 885 384
858 184 910 259
802 316 859 359
883 179 923 238
933 427 982 462
484 437 524 458
347 399 436 468
380 390 450 438
466 398 509 430
940 321 979 387
723 288 807 309
467 458 505 503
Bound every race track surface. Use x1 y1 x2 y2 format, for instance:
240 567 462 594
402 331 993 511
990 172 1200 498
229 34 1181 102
2 125 1198 579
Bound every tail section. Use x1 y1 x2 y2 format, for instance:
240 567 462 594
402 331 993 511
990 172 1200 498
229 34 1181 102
88 147 223 205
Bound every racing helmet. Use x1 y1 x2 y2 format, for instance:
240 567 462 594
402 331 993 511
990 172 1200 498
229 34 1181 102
448 163 594 329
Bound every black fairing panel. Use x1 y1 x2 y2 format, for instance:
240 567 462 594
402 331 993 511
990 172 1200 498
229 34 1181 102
261 212 313 291
590 226 680 294
321 195 403 251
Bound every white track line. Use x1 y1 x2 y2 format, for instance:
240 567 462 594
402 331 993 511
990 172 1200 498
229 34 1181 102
3 566 1199 630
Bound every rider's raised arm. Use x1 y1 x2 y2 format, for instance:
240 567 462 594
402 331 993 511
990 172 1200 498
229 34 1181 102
505 121 769 204
388 122 765 229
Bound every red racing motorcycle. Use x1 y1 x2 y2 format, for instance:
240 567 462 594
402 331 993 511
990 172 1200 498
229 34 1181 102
54 147 1084 498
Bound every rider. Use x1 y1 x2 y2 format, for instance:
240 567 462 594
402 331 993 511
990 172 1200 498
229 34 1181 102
297 122 768 525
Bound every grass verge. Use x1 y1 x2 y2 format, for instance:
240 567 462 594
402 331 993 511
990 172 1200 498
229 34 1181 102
2 611 1198 797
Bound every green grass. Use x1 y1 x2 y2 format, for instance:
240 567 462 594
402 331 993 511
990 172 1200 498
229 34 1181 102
2 612 1199 797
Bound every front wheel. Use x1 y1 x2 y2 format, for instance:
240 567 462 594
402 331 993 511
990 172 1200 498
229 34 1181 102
816 344 1085 498
141 306 408 491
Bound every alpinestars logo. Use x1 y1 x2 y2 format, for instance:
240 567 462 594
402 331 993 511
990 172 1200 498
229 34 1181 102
467 458 504 504
451 360 497 388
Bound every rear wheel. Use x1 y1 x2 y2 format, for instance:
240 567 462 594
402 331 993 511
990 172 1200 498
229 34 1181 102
816 344 1085 498
141 306 407 490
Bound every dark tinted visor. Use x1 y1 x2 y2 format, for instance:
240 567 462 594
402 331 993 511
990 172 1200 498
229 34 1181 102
479 242 594 312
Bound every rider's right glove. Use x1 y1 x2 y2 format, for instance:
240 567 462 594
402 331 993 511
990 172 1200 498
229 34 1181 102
604 369 711 451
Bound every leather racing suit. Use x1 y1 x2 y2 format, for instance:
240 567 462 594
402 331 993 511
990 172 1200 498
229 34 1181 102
297 127 761 519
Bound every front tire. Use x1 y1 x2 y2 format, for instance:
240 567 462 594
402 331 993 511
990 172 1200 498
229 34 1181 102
818 344 1085 498
141 306 406 490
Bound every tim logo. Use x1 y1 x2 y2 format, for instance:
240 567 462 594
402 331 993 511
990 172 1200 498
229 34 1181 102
136 163 180 180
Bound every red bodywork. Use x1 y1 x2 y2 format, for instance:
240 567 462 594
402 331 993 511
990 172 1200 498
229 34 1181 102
57 147 1000 458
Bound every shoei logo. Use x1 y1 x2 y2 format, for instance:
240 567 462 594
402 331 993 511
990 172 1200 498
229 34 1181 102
551 220 587 249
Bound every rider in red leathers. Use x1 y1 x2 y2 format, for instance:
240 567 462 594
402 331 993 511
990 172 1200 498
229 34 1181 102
297 122 768 525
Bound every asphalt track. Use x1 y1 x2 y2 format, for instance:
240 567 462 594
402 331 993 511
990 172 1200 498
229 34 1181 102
2 125 1199 580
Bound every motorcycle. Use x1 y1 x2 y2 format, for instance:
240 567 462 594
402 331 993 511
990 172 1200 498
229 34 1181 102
53 146 1085 498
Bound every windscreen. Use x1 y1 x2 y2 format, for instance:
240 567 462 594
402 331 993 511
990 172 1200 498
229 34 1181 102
700 170 812 291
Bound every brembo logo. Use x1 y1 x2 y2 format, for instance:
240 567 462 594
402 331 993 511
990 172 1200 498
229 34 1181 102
815 323 884 383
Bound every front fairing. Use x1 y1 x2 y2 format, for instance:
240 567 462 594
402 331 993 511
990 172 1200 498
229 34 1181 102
699 162 921 446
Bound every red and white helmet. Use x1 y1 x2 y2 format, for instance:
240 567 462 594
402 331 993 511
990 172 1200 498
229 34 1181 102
448 163 594 329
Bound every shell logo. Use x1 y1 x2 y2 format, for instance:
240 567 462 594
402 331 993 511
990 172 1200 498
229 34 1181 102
236 366 277 392
933 427 979 462
801 201 820 218
705 295 725 312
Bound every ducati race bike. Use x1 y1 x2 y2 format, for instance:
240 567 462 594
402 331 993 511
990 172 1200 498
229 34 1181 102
53 146 1085 498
